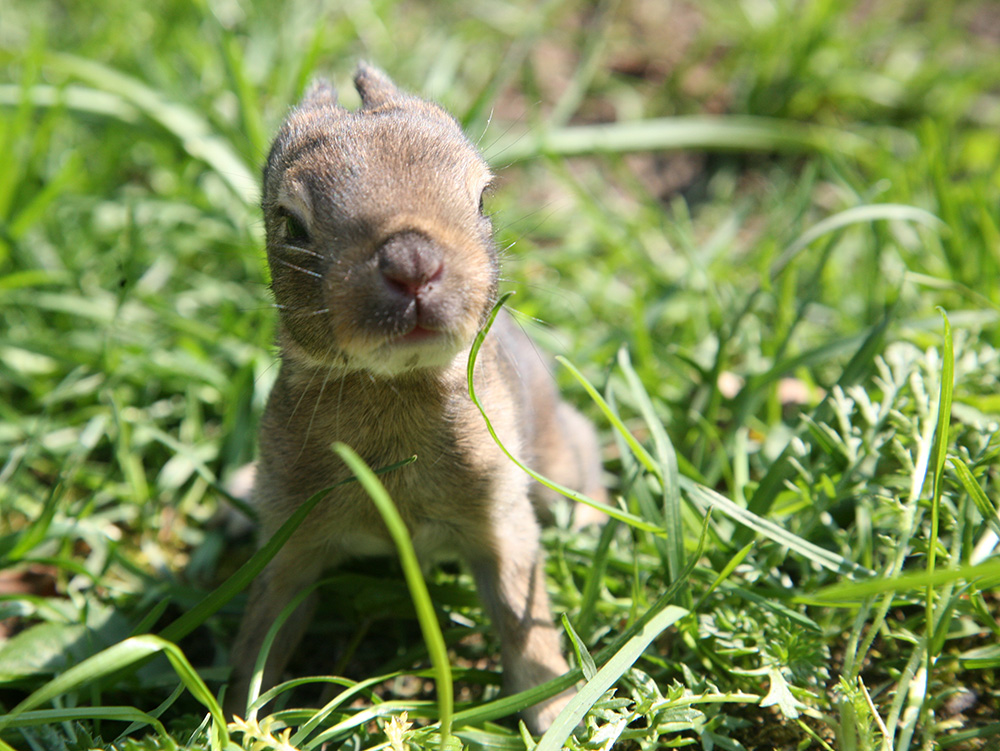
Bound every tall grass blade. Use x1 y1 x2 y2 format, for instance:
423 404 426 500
616 347 685 584
923 309 954 732
333 443 454 747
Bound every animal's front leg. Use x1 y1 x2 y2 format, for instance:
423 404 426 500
226 545 324 719
465 509 575 734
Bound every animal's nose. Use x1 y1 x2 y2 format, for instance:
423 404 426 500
377 231 444 298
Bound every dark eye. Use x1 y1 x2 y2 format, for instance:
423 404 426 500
478 187 489 217
280 209 310 244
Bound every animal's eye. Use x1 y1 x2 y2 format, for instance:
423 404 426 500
281 209 310 244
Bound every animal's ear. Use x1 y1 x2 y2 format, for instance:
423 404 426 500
354 62 407 110
299 79 340 110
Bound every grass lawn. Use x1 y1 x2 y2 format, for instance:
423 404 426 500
2 1 1000 749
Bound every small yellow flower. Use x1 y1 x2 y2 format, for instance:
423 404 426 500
228 713 300 751
385 711 413 751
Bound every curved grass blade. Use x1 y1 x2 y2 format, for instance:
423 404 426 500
469 294 660 533
771 204 944 280
288 671 408 747
681 476 871 577
241 581 324 721
1 707 167 737
333 443 454 748
0 635 227 749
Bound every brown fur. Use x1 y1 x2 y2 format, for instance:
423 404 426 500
226 64 607 733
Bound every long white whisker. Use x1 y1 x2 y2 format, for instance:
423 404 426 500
274 257 323 278
274 304 330 317
301 355 338 460
475 107 495 146
274 242 323 259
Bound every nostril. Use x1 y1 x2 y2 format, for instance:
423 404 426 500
381 260 443 297
378 232 444 298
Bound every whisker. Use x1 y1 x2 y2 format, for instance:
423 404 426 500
274 304 330 316
274 257 323 279
475 107 495 147
274 242 323 259
480 107 531 159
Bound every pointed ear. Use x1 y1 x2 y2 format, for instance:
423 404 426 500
299 79 340 110
354 63 407 110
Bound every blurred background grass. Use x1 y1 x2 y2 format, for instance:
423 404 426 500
2 0 1000 749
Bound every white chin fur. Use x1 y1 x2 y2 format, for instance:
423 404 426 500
286 336 470 377
353 337 471 376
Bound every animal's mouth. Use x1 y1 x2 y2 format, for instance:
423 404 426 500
394 324 441 345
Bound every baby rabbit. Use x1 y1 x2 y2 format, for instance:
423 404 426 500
226 63 606 734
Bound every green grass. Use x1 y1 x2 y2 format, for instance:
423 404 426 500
2 0 1000 749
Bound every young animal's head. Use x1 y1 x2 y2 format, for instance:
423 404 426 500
262 64 497 375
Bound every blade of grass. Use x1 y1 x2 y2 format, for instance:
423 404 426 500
681 476 872 577
921 309 954 736
0 83 141 122
46 53 258 205
0 635 227 750
693 542 755 612
617 347 685 585
806 558 1000 603
241 581 325 721
535 605 688 751
950 455 1000 539
770 204 944 280
575 518 617 638
6 480 63 561
483 115 872 165
158 455 416 643
469 294 660 533
556 354 658 479
289 671 409 747
561 614 597 681
333 443 453 748
736 308 893 544
1 707 167 736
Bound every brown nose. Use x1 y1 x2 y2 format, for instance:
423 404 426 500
378 231 444 299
